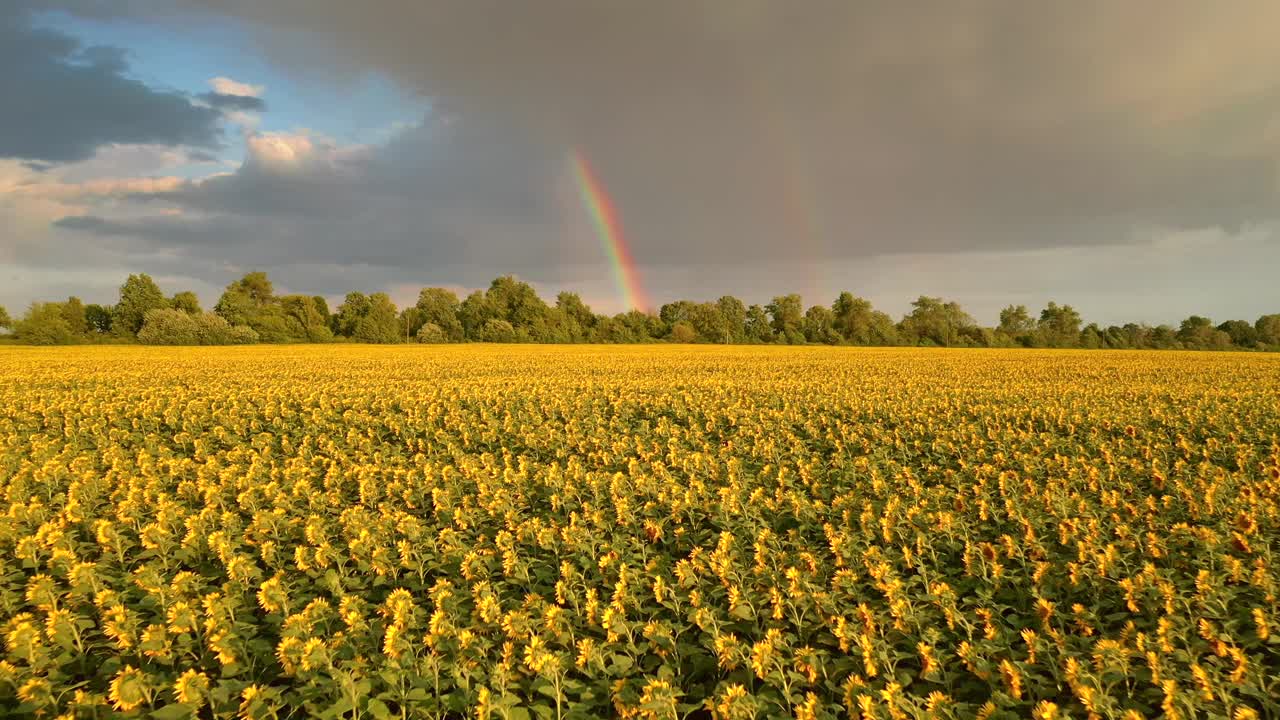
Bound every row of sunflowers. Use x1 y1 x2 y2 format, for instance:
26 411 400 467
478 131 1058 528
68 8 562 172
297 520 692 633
0 345 1277 718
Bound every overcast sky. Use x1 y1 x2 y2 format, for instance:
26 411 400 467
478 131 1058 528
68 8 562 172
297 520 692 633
4 1 1279 325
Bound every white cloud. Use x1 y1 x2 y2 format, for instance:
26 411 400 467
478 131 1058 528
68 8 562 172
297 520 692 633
209 75 264 98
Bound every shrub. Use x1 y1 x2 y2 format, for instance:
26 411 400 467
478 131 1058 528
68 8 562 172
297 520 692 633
16 302 77 345
478 319 516 343
139 309 259 345
416 323 449 343
669 321 698 343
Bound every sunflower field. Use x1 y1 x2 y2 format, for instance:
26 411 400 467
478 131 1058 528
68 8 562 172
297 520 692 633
0 345 1277 719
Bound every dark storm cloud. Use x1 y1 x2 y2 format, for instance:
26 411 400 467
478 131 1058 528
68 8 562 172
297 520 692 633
198 92 267 112
160 1 1280 254
55 119 579 281
0 10 223 163
16 0 1280 321
48 0 1280 265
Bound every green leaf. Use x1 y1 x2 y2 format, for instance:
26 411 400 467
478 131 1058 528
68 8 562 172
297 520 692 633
366 698 392 720
609 654 634 673
151 704 196 720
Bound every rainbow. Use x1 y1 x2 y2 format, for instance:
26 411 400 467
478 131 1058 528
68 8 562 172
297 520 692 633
569 150 651 314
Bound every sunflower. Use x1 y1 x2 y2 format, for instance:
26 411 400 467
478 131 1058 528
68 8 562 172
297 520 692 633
173 668 209 706
108 665 150 712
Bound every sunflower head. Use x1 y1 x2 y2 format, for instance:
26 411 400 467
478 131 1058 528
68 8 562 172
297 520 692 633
109 665 150 712
173 668 209 706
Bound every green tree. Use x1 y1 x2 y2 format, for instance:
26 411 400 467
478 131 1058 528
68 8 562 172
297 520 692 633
312 296 331 327
744 304 773 343
416 323 449 343
170 291 202 314
61 296 88 336
479 319 517 343
1149 325 1179 349
416 288 464 342
615 310 663 342
1036 302 1082 348
459 291 498 339
832 293 895 345
281 295 334 342
332 292 371 338
1177 316 1230 350
112 274 168 336
16 303 75 345
485 276 550 332
659 301 697 331
1217 320 1257 348
669 321 698 343
1256 314 1280 347
0 305 10 331
997 305 1035 345
353 293 401 344
84 304 112 334
214 272 303 342
593 317 632 343
802 305 839 344
138 309 258 345
715 296 747 343
900 296 973 347
1080 323 1104 349
227 271 275 305
399 307 424 340
687 303 730 343
137 309 198 345
766 294 804 343
556 292 596 338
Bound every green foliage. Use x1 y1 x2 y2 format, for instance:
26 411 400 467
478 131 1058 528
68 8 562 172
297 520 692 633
478 318 517 343
170 291 202 314
556 292 596 339
997 304 1035 345
802 304 840 344
16 302 76 345
280 295 334 343
0 305 10 330
715 295 747 343
1217 320 1258 348
1177 316 1231 350
84 304 112 334
743 304 773 343
7 270 1280 351
332 292 371 338
415 323 449 343
416 288 464 342
766 294 804 343
833 292 896 345
900 296 974 347
213 273 331 343
1255 314 1280 347
60 296 88 336
668 321 698 343
111 274 168 336
1037 302 1083 348
138 309 259 345
352 293 402 344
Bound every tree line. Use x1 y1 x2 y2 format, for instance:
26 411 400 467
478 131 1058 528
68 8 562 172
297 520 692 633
2 271 1279 351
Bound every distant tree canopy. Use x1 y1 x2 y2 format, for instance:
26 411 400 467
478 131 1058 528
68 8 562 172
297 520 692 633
111 274 168 336
7 270 1280 351
138 309 258 346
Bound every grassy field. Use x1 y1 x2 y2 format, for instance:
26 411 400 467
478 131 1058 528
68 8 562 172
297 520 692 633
0 345 1277 718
